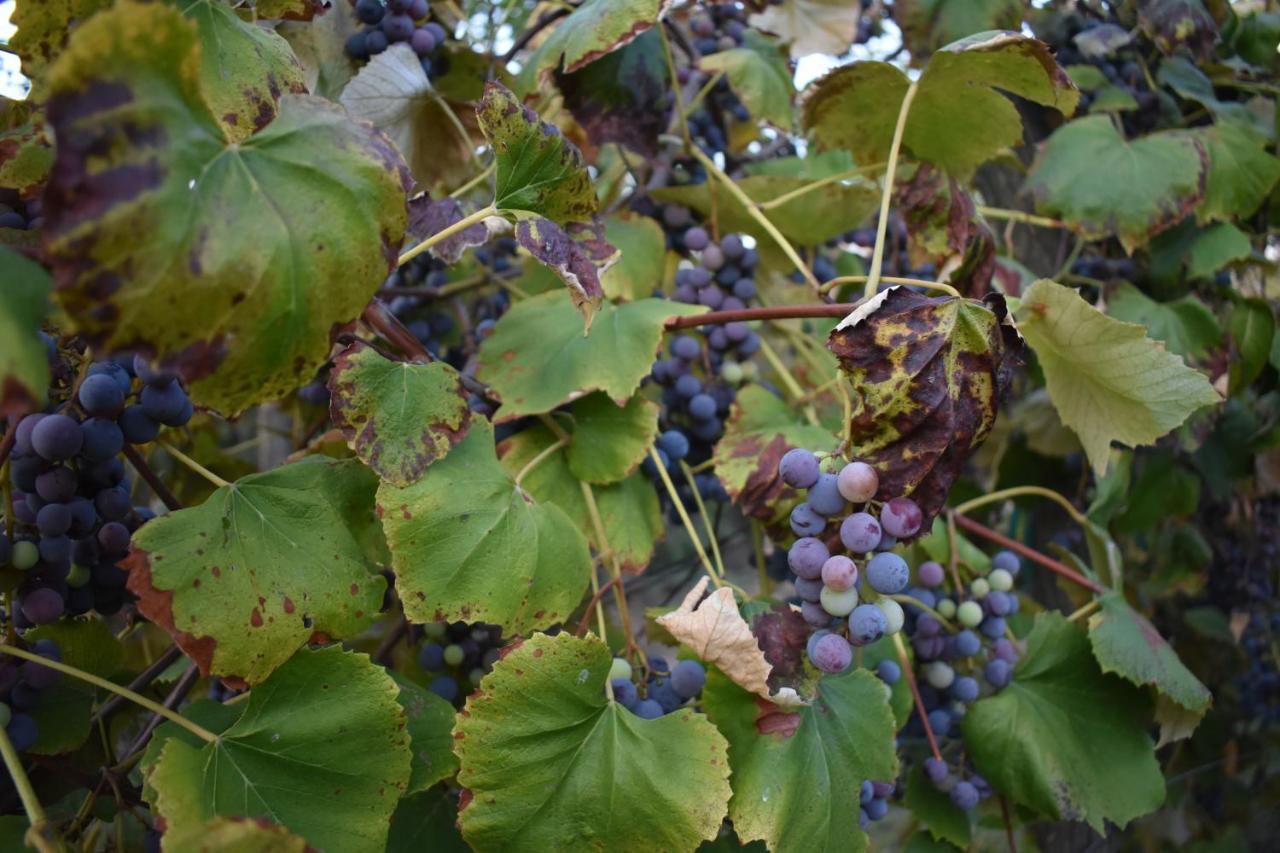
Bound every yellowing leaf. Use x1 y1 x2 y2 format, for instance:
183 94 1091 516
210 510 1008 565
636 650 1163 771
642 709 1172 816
749 0 862 59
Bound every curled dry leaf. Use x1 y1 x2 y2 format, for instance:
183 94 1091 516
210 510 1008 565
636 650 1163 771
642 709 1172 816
657 577 805 707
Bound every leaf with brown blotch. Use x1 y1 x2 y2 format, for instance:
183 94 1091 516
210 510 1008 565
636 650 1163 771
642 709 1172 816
657 577 805 707
894 163 995 296
827 287 1021 533
405 195 490 265
514 217 617 332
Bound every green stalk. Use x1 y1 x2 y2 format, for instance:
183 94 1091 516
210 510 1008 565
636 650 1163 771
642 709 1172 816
865 81 919 299
398 205 498 268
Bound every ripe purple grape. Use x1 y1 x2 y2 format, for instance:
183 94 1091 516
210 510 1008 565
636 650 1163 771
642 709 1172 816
119 406 160 444
953 630 981 657
787 537 829 580
683 227 709 250
879 496 923 538
382 13 415 41
670 660 706 698
80 418 124 461
991 549 1021 575
31 414 83 461
778 448 820 489
77 373 125 416
21 588 65 625
848 604 887 646
820 555 857 591
800 600 831 626
836 461 878 503
923 757 948 784
950 781 979 810
806 473 845 516
789 503 825 537
411 27 437 56
984 658 1012 688
634 699 663 719
917 560 945 587
866 551 909 595
950 676 979 703
809 632 852 673
839 512 881 553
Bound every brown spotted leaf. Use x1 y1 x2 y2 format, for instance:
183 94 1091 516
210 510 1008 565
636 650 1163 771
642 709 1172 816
327 341 471 488
0 115 53 196
555 28 672 157
518 0 671 79
827 287 1021 532
123 457 388 685
42 2 411 417
250 0 330 21
10 0 113 89
404 194 489 265
514 217 616 331
895 163 995 295
1137 0 1220 60
658 578 805 707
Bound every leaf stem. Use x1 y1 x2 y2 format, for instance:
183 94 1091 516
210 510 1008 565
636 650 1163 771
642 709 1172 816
888 593 956 633
952 485 1088 527
0 727 57 853
398 204 497 268
0 643 219 744
754 161 886 211
678 460 725 579
158 440 230 489
893 631 942 762
657 23 694 153
430 90 483 170
449 161 496 198
946 510 967 600
751 518 770 596
976 206 1066 229
1066 598 1102 623
513 436 569 488
122 445 183 511
865 81 918 299
822 273 960 298
951 514 1105 594
647 447 722 588
757 337 821 425
579 481 637 655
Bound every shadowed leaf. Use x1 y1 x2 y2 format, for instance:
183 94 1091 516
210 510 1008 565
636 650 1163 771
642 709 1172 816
556 29 672 157
404 194 489 264
0 247 51 417
514 217 616 330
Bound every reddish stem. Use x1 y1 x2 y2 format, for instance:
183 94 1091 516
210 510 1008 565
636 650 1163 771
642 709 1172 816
895 639 943 761
123 445 183 512
952 513 1105 594
0 415 21 469
1000 794 1018 853
575 575 622 638
361 301 432 363
664 303 856 329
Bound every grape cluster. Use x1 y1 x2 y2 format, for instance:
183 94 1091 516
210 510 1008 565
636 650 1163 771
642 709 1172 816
858 780 896 829
1236 608 1280 728
604 656 706 719
1048 14 1166 135
2 356 191 625
684 5 752 154
0 191 41 231
344 0 451 78
417 621 505 706
0 641 62 754
628 151 707 253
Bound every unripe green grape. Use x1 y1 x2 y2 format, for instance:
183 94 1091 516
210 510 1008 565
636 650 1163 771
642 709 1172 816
443 644 465 666
819 585 859 617
739 361 759 381
721 361 744 384
609 657 632 682
936 598 957 619
988 568 1014 591
924 662 955 690
423 622 447 640
970 578 990 598
11 540 38 571
876 598 904 634
67 563 91 588
957 600 983 628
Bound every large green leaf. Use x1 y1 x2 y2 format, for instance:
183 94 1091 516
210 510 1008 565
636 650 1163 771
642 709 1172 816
1106 284 1221 358
0 246 50 417
497 421 665 574
1087 591 1212 746
1025 116 1208 252
180 0 306 141
963 613 1165 832
827 288 1020 530
377 421 592 631
475 291 703 420
125 457 388 685
1227 298 1275 396
701 668 898 851
1015 279 1220 475
520 0 668 77
328 341 472 487
42 2 411 416
1180 120 1280 223
454 632 732 852
699 32 794 129
562 392 659 484
476 82 597 223
144 647 410 853
393 674 461 794
599 213 666 301
801 32 1078 178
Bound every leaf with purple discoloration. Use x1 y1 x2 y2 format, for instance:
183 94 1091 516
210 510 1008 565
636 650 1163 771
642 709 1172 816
405 194 489 265
515 217 616 331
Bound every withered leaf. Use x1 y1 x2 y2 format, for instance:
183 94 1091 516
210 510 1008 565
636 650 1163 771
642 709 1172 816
514 217 617 331
404 195 490 265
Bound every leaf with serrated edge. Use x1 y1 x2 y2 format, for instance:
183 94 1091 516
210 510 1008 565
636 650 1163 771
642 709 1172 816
378 420 592 631
43 2 411 416
514 217 616 331
1179 120 1280 224
328 341 471 487
454 632 731 852
564 392 659 484
700 667 898 850
124 457 388 685
1107 285 1222 359
521 0 670 77
699 33 794 129
476 291 704 420
1015 279 1220 476
144 647 410 853
963 613 1164 832
10 0 113 88
160 816 309 853
1087 591 1211 746
0 247 51 417
802 32 1078 178
659 578 804 706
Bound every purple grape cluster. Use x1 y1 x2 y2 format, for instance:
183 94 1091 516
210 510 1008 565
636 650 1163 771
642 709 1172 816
344 0 451 78
0 640 62 754
3 356 191 626
0 191 42 231
859 779 896 829
684 5 753 154
417 621 506 706
605 656 706 720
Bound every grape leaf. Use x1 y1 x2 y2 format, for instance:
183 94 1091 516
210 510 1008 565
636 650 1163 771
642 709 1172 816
563 392 660 484
1179 120 1280 223
748 0 863 59
903 766 971 849
160 817 309 853
392 674 461 794
514 217 616 331
895 0 1024 57
477 82 597 224
827 287 1021 533
124 457 388 685
0 246 51 417
599 213 666 301
1228 299 1275 396
339 44 482 195
713 385 839 527
1025 116 1208 252
1087 591 1212 746
1137 0 1219 60
0 117 53 196
250 0 328 21
1106 284 1221 359
497 419 664 573
9 0 112 88
327 341 472 488
700 667 898 851
475 291 704 421
144 647 410 853
555 28 672 157
454 632 732 852
1014 279 1220 476
182 0 307 141
521 0 670 77
42 2 411 416
377 420 592 631
699 32 794 129
802 32 1079 178
388 790 469 853
963 613 1165 832
404 194 490 265
278 1 361 101
894 163 995 294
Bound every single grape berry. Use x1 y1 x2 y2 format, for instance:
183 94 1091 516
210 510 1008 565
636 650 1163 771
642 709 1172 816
848 604 888 646
634 699 664 719
778 448 820 489
875 660 900 684
806 473 845 516
839 511 881 553
985 659 1012 688
820 555 857 591
866 551 909 595
77 373 125 416
876 598 904 634
953 630 981 657
819 585 859 617
787 537 829 580
991 550 1021 575
879 496 923 539
809 632 852 673
836 461 878 503
31 414 83 461
670 660 706 698
610 678 638 709
950 781 980 811
356 0 386 25
789 503 825 537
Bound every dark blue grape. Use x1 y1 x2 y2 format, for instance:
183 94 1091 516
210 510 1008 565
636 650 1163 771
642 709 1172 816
36 503 72 537
77 373 125 415
119 406 160 444
31 414 83 461
80 418 124 461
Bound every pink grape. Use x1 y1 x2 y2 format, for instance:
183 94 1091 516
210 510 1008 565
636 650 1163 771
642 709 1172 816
837 461 878 503
879 496 923 538
840 512 881 553
918 560 946 587
821 555 858 591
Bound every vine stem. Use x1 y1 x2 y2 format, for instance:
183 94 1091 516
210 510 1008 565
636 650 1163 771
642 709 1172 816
757 337 820 426
1066 598 1102 623
1000 794 1019 853
821 274 960 298
575 574 622 638
678 460 725 578
754 162 886 211
647 447 722 588
580 481 638 656
397 204 497 268
865 81 919 299
430 91 484 170
665 303 857 329
888 593 956 633
684 144 823 293
657 24 694 153
946 511 967 600
449 162 495 199
976 205 1066 229
91 644 183 724
951 514 1105 594
952 485 1088 527
893 632 942 762
0 727 57 853
0 643 219 744
158 440 230 489
122 445 183 511
513 436 569 488
0 414 20 470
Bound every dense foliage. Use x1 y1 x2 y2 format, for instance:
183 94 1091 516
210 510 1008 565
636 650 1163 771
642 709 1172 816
0 0 1277 850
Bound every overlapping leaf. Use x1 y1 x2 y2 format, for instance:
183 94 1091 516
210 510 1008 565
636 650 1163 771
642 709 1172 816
894 163 995 294
393 674 461 793
827 287 1021 531
749 0 863 59
26 619 124 755
556 29 672 157
9 0 112 88
1179 120 1280 223
328 341 472 487
42 2 411 416
378 421 592 631
963 613 1165 832
143 647 411 853
895 0 1024 57
124 457 388 685
454 632 731 852
514 218 616 330
520 0 670 77
802 32 1079 178
699 32 794 129
0 247 51 417
0 117 53 195
1106 284 1221 359
1014 279 1220 475
599 213 666 301
404 194 490 264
